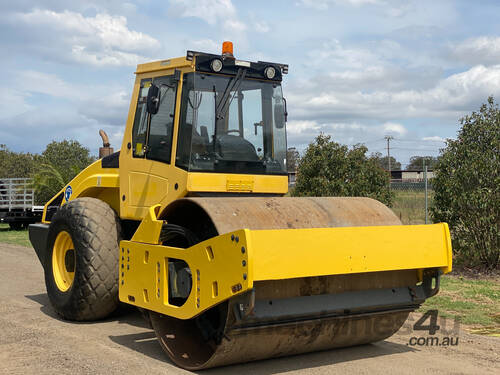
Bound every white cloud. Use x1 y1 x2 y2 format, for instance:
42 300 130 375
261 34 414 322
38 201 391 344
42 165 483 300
18 71 74 98
70 45 146 67
299 39 443 95
12 70 130 127
382 122 407 136
287 120 321 135
109 129 125 150
285 118 409 150
308 39 382 70
255 21 270 33
298 0 382 11
0 88 32 120
422 136 445 142
171 0 235 25
190 39 220 54
413 64 500 109
289 64 500 126
326 67 433 92
453 36 500 66
345 0 381 4
224 19 247 33
0 89 128 154
170 0 246 34
78 89 129 126
284 37 500 150
12 9 159 66
297 0 455 24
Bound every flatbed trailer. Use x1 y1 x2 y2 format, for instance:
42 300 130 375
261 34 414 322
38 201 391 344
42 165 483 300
0 178 42 230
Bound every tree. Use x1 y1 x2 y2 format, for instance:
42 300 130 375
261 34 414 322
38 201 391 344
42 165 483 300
369 152 401 171
407 156 439 170
293 134 393 206
42 140 95 183
33 140 96 204
286 147 300 172
0 144 38 179
431 97 499 270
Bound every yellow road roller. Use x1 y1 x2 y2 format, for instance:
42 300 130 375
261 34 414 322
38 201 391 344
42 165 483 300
29 41 452 370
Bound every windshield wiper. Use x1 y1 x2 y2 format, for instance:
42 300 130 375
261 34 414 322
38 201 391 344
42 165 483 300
215 68 246 120
213 68 247 157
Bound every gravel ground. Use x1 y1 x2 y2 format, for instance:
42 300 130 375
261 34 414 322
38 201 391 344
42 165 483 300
0 242 498 375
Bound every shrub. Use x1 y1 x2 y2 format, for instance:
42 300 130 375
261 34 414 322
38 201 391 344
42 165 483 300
292 134 393 206
431 97 499 270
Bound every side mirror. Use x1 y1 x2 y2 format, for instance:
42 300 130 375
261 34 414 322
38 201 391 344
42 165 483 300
274 98 287 129
147 84 161 114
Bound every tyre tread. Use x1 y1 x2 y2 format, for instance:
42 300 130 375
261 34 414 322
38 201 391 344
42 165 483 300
46 197 121 321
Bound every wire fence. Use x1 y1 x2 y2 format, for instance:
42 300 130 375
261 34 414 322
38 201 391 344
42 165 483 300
390 180 432 190
390 169 432 225
288 170 434 225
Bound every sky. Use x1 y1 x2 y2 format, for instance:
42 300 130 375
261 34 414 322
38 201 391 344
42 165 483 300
1 0 500 168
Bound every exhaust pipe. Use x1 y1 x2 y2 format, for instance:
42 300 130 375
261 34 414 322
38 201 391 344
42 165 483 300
99 129 114 158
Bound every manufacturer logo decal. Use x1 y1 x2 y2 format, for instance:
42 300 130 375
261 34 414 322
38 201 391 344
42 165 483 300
64 185 72 201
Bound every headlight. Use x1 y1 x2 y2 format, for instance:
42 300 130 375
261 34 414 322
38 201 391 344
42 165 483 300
264 66 276 79
211 59 223 72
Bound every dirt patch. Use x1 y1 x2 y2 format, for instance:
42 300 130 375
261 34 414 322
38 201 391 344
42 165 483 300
1 242 499 374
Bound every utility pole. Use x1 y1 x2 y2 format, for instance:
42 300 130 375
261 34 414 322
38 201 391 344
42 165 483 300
424 160 428 224
385 136 394 183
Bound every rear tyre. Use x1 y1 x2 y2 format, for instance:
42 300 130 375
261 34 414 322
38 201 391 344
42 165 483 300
45 197 121 321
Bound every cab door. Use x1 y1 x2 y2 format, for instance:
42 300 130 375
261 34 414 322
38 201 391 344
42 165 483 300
119 73 179 219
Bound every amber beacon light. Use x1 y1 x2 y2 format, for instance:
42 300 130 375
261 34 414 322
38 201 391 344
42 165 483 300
222 41 234 57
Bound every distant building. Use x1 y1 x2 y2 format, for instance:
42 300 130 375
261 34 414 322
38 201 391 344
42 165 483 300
390 169 434 182
288 169 432 189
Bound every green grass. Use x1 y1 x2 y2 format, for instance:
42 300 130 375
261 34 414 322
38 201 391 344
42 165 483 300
2 213 498 336
391 190 433 225
419 274 500 334
391 189 499 333
0 223 31 247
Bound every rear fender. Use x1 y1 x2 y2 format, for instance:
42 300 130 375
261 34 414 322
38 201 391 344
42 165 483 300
41 160 120 223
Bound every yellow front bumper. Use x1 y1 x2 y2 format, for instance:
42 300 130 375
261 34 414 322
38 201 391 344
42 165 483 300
119 222 452 320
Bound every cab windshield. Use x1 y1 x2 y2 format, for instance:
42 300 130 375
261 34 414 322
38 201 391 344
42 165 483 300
176 72 287 175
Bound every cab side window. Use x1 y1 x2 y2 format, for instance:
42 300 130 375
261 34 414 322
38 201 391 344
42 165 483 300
131 79 150 158
147 75 177 163
131 75 177 163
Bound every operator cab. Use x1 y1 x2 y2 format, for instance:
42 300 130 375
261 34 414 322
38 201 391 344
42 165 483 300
132 41 289 176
